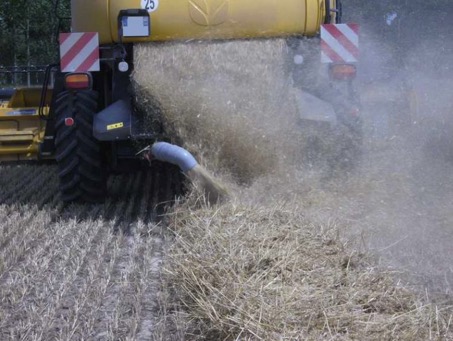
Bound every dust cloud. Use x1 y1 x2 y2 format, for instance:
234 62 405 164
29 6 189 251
132 4 453 299
338 5 453 297
133 39 303 184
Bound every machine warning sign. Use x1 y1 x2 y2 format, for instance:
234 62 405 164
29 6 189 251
107 122 124 130
321 23 359 63
141 0 159 12
59 32 100 72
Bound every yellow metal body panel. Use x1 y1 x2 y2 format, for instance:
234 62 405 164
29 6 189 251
72 0 330 44
0 88 51 161
0 129 37 142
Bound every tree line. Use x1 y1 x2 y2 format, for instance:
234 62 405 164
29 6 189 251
0 0 70 68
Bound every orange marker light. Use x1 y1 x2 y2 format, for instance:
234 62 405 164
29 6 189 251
65 73 91 90
329 64 357 81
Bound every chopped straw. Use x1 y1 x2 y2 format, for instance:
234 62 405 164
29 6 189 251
162 199 453 340
132 39 453 340
133 39 301 184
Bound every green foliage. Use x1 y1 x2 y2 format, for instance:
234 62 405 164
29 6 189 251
0 0 70 67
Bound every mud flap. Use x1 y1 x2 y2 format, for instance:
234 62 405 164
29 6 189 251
93 99 132 141
293 88 337 126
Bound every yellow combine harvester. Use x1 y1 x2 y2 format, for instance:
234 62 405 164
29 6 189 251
0 0 345 202
0 88 51 161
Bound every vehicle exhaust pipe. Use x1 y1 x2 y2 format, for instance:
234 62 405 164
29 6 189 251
150 142 229 204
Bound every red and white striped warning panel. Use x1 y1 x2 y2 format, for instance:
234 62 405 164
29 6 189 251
321 24 359 63
59 32 100 72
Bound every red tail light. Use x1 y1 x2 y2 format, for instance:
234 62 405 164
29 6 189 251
348 107 360 117
329 64 357 80
64 117 75 126
65 73 92 90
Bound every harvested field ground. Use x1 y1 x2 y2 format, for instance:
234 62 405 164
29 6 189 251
155 139 453 340
0 162 182 340
2 149 453 340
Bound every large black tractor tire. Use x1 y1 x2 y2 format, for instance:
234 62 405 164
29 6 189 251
54 90 106 203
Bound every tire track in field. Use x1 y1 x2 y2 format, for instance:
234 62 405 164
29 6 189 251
88 166 175 339
135 228 165 340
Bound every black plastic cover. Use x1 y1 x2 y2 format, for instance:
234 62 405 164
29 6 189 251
93 99 132 141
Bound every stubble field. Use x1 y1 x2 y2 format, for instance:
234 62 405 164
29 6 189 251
0 162 182 340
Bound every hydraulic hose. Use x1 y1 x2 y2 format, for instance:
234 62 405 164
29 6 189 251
151 142 198 173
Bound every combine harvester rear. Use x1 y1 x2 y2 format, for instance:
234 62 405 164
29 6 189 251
0 0 357 203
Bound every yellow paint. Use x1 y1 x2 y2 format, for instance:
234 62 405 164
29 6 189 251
71 0 331 44
188 0 229 26
0 87 50 161
107 122 124 130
